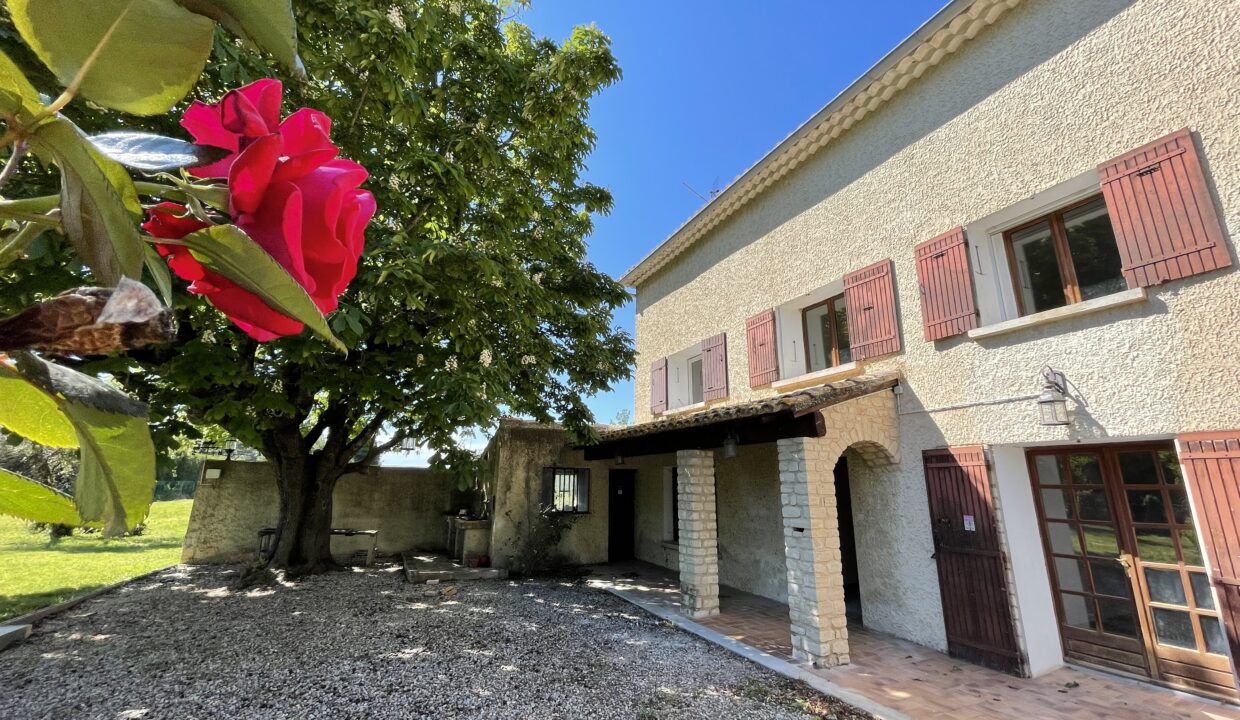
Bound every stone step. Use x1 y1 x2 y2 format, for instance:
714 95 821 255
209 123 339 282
0 624 32 653
401 552 508 584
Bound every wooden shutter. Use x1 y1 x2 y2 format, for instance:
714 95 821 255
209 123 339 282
576 468 591 513
701 332 728 401
649 358 668 415
1098 128 1232 288
540 467 555 510
915 227 977 341
843 259 901 361
1178 431 1240 670
922 447 1023 675
745 310 779 387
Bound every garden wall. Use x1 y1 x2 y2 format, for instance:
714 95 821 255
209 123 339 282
181 460 465 564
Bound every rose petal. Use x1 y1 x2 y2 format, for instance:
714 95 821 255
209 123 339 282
236 180 314 293
275 108 338 179
228 134 283 215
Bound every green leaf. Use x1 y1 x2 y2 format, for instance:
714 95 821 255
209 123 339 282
89 132 229 172
65 402 155 536
176 0 304 77
168 224 346 351
31 117 143 285
9 0 216 116
13 353 154 536
0 48 43 120
0 366 78 448
0 468 81 526
143 244 174 306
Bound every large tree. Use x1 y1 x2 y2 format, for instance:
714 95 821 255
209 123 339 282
1 1 632 575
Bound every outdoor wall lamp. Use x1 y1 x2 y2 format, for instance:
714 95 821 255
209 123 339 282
722 433 739 458
1037 366 1071 427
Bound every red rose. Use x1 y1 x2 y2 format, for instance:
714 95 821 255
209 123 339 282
146 80 376 342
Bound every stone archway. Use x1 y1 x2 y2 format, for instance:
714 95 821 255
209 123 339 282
777 389 899 667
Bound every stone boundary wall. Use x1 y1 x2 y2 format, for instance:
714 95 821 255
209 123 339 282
181 460 464 564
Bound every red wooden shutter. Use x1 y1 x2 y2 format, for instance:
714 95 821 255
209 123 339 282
915 227 977 341
745 310 779 387
922 447 1022 675
1098 128 1232 288
649 358 667 414
700 332 728 401
843 259 901 361
1178 430 1240 668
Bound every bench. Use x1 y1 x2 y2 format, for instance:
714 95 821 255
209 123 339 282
257 528 379 566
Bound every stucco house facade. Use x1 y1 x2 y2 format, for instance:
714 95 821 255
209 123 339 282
483 0 1240 704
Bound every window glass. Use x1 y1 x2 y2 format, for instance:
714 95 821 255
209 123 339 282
1118 451 1158 485
1127 491 1167 524
1098 597 1139 638
1202 616 1228 655
1063 198 1125 301
1041 489 1072 520
1145 568 1188 606
1075 489 1111 521
1034 455 1063 485
1091 561 1129 598
1055 557 1087 592
1179 528 1204 566
688 356 703 404
551 468 588 513
1061 593 1096 630
1011 220 1066 313
1190 572 1215 610
804 302 832 373
1152 608 1196 649
833 296 851 365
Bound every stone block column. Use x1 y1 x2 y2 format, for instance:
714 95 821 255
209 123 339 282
676 448 719 618
778 436 848 667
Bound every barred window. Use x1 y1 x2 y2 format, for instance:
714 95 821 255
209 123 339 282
540 467 590 513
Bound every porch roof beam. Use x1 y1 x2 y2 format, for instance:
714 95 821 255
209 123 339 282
581 410 826 461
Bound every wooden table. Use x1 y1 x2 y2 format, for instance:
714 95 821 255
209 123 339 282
257 528 379 566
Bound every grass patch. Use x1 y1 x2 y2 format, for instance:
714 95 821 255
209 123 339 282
0 500 193 622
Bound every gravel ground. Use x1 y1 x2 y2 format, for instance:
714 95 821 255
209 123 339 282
0 565 871 720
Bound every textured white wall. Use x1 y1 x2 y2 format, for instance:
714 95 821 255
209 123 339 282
716 443 787 602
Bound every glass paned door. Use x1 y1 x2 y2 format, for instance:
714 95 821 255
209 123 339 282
1029 451 1148 676
1029 444 1237 700
1114 448 1236 697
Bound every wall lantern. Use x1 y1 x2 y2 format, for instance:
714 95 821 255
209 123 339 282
722 433 739 458
1037 367 1071 426
614 454 624 466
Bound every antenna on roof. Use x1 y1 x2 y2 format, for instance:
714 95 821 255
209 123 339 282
682 182 708 203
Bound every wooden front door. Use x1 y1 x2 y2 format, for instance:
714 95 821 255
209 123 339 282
607 470 636 563
923 447 1023 674
1029 444 1236 699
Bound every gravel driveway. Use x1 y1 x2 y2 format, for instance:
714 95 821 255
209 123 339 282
0 566 869 720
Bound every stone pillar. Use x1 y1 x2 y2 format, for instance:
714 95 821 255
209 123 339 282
676 448 719 618
778 436 848 667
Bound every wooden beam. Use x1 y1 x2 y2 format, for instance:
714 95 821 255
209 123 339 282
582 410 825 461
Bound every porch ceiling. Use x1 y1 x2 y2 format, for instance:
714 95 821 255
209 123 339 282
581 372 900 460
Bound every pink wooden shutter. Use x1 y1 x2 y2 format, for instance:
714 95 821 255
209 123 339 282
1178 431 1240 668
649 358 667 414
915 227 978 341
844 259 901 361
701 332 728 401
1098 128 1232 288
745 310 779 387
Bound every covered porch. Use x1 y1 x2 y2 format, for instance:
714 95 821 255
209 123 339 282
585 373 903 668
588 562 1240 720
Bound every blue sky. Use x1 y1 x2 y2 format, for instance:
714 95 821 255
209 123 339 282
517 1 947 424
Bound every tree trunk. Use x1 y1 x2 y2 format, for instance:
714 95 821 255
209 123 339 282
264 431 345 576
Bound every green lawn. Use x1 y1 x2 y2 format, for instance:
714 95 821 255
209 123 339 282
0 500 194 622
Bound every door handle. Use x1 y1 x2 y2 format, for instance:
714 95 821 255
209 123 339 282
1118 552 1134 578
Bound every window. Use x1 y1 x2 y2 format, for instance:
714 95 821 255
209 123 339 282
688 356 704 404
802 294 851 373
1005 196 1125 316
543 467 589 513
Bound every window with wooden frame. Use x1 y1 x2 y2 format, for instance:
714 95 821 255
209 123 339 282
1004 195 1126 316
801 294 851 373
542 467 590 514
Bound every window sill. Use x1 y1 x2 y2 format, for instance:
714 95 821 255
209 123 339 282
664 401 707 416
967 288 1148 340
662 541 679 551
771 362 862 392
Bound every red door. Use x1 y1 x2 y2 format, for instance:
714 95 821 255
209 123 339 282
922 447 1023 674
